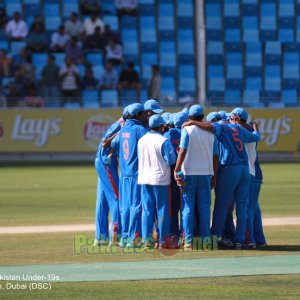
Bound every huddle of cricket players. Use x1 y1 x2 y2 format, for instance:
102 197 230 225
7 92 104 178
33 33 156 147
94 99 267 251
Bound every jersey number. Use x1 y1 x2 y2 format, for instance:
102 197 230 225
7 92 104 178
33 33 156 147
123 139 130 160
232 131 243 152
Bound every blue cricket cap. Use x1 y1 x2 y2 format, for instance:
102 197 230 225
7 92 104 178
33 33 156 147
168 114 174 125
162 112 171 124
149 114 166 128
173 112 188 127
144 99 164 114
123 105 131 117
218 110 227 120
206 111 219 122
231 107 248 121
189 104 204 116
128 103 144 116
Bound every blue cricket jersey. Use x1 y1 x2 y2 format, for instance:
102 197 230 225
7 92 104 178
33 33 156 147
96 118 123 166
112 119 148 177
212 122 260 167
164 128 181 155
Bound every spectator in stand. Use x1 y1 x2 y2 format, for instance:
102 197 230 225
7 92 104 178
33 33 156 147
83 12 104 37
65 37 85 64
0 8 8 30
22 83 44 108
51 25 70 52
115 0 138 18
12 47 27 72
81 67 98 90
4 69 27 107
5 12 28 41
27 23 48 53
29 15 45 33
147 65 161 100
59 57 81 106
20 54 35 85
0 49 12 77
41 54 60 104
118 61 141 96
80 0 101 16
99 60 118 90
103 24 121 47
64 12 84 39
106 39 123 66
84 26 105 51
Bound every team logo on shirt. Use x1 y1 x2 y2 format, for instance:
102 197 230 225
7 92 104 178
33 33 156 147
83 114 113 149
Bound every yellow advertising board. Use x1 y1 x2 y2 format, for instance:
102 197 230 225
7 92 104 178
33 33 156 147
0 108 299 153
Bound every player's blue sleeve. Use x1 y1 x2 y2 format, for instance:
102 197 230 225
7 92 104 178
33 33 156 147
102 122 121 140
213 136 219 155
164 131 171 142
211 123 223 137
179 128 189 149
111 133 120 150
240 126 261 143
137 127 148 139
161 140 176 165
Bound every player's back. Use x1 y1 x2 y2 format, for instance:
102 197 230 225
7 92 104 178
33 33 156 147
118 119 147 177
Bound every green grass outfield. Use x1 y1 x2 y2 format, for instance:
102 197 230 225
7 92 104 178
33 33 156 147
0 163 299 226
0 163 299 299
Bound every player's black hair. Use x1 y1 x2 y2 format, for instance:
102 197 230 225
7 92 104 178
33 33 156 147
189 115 204 121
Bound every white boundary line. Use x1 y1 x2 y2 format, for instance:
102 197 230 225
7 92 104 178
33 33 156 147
0 217 300 235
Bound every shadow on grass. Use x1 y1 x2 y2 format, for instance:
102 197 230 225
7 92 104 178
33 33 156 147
256 245 300 252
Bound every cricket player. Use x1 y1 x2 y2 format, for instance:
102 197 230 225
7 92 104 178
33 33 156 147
138 114 176 248
182 110 261 249
111 103 148 248
94 108 130 246
174 105 219 250
164 111 188 237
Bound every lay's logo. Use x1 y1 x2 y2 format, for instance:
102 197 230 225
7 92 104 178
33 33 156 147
83 115 113 149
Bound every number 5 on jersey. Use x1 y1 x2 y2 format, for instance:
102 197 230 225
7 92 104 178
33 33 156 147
123 139 130 160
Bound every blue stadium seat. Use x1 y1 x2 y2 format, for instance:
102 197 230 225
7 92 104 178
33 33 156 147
284 42 300 52
283 66 299 89
160 53 176 67
265 41 282 64
264 78 281 92
45 17 61 31
53 53 65 66
178 17 194 29
24 4 40 16
142 64 152 79
179 65 195 78
158 30 174 41
226 66 243 89
279 3 295 28
0 41 9 51
207 91 223 106
162 77 175 90
242 16 258 29
246 77 262 90
225 29 241 43
11 41 26 55
87 53 103 65
243 89 260 106
33 53 48 67
121 16 137 29
140 29 156 43
177 2 193 17
6 3 22 16
261 4 276 17
102 2 116 15
224 3 240 28
158 16 174 30
62 3 79 17
101 90 118 107
44 4 60 16
243 29 259 42
92 65 104 80
141 42 156 53
120 89 137 107
278 29 294 42
103 16 119 31
160 41 175 53
142 52 158 65
82 90 99 106
124 42 138 55
281 90 298 106
246 42 261 53
179 78 196 92
207 41 224 64
158 4 174 17
208 78 225 92
226 52 242 65
224 90 241 105
140 16 156 30
178 29 194 42
122 30 138 42
208 65 224 78
265 65 281 78
205 4 221 17
260 16 277 41
139 4 155 16
284 52 299 65
246 53 262 76
241 0 258 16
64 103 81 109
2 77 14 87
